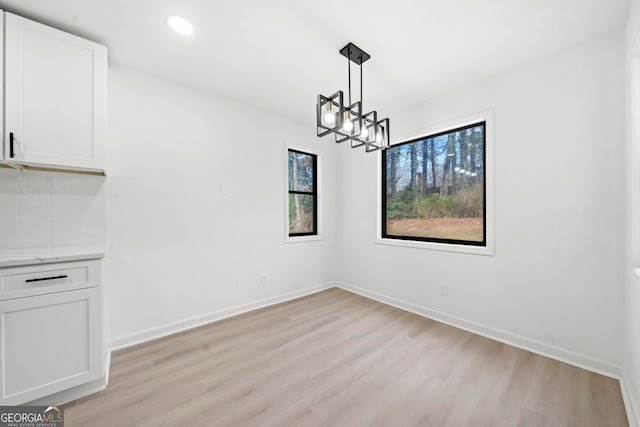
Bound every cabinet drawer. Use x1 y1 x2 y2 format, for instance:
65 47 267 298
0 260 100 300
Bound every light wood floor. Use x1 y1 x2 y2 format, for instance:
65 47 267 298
65 288 628 426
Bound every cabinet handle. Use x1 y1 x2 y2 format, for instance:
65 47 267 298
9 132 15 158
25 275 68 283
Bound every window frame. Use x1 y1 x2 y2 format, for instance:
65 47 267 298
285 146 321 242
632 55 640 278
376 111 494 256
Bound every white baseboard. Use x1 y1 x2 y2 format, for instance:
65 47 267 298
621 374 639 427
336 282 621 379
110 282 335 351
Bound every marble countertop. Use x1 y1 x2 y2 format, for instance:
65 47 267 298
0 249 105 267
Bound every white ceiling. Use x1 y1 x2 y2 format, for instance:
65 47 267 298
0 0 630 126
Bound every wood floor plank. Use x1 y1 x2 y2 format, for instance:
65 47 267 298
64 288 629 426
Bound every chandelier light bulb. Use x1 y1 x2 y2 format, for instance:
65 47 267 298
324 102 336 125
324 111 336 124
343 120 354 132
376 131 383 143
360 126 369 139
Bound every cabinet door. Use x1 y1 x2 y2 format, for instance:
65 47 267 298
5 13 106 171
0 287 103 405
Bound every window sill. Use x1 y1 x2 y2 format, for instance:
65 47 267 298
375 238 494 256
285 235 324 244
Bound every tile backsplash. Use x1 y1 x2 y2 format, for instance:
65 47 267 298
0 168 106 254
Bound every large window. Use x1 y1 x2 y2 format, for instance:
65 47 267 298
382 122 486 246
288 149 317 236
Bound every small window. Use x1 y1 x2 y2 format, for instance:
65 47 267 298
288 149 317 236
382 122 486 246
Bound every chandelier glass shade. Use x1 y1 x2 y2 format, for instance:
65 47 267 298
316 43 390 152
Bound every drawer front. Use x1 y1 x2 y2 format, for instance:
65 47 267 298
0 260 100 299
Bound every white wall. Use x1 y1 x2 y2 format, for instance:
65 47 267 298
625 1 640 423
336 30 625 373
105 65 336 346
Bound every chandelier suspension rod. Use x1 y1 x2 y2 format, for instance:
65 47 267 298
347 53 351 106
360 61 363 109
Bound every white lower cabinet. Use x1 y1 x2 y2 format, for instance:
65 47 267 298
0 286 102 405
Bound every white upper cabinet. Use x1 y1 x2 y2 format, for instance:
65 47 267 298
4 12 107 172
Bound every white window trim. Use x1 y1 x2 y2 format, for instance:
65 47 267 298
630 21 640 286
375 110 495 256
631 54 640 277
284 141 324 243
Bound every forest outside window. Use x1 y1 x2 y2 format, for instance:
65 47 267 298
288 149 318 236
382 122 486 246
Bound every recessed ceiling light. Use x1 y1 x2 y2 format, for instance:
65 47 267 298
167 15 194 35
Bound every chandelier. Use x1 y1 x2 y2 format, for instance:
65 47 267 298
316 43 390 152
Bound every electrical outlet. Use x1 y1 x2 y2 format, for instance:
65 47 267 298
236 278 245 290
259 274 268 286
438 285 449 296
